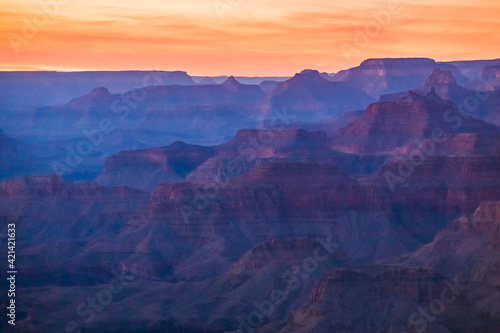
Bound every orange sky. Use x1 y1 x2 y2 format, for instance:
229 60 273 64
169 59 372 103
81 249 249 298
1 0 499 76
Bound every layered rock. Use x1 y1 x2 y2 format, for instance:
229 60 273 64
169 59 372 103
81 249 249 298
381 69 500 125
444 59 500 80
186 129 332 184
142 76 264 110
332 58 465 98
6 63 500 333
332 90 500 155
280 265 498 333
0 175 149 286
0 70 197 111
96 141 216 191
398 201 500 324
260 70 373 121
474 65 500 91
420 69 472 102
468 201 500 238
67 86 117 111
191 239 350 328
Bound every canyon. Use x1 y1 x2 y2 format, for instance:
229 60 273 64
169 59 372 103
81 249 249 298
1 58 500 332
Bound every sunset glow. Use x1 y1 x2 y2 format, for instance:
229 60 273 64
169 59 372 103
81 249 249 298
1 0 499 76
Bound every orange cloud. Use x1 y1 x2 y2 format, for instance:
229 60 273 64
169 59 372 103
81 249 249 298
1 0 499 75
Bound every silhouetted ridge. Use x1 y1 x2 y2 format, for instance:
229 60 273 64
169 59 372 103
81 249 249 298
360 57 437 68
221 76 243 92
423 69 458 87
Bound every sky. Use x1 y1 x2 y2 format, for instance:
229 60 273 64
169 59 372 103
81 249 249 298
0 0 499 76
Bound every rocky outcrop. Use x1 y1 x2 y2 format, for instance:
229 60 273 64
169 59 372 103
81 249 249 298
381 69 500 126
467 201 500 238
475 65 500 91
189 238 350 327
281 265 499 333
396 201 500 326
332 90 500 155
67 87 117 111
0 175 149 288
260 70 373 121
142 77 264 109
419 69 472 102
96 141 216 191
332 58 465 98
0 70 198 111
444 59 500 80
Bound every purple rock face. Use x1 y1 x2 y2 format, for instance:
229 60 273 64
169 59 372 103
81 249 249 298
2 60 500 332
260 70 373 120
332 89 500 155
332 58 467 98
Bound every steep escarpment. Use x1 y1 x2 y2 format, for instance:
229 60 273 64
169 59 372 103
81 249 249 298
332 58 464 97
392 201 500 328
99 152 500 287
187 239 351 329
467 201 500 238
96 141 216 191
279 265 499 333
67 87 117 111
475 65 500 91
142 76 264 109
260 70 373 121
444 59 500 79
0 175 149 286
406 201 500 273
381 69 500 126
332 90 500 155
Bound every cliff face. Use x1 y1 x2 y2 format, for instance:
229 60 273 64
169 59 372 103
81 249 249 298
276 200 500 332
142 77 264 109
332 58 464 97
96 128 331 191
419 69 473 103
475 65 500 91
372 155 500 186
67 87 117 112
0 175 148 235
96 142 216 191
187 239 351 325
380 69 500 126
444 59 500 79
0 70 198 111
421 69 500 126
469 201 500 238
332 90 500 155
94 151 500 287
407 201 500 266
280 265 498 333
0 175 149 286
218 128 328 157
389 201 500 328
260 70 373 121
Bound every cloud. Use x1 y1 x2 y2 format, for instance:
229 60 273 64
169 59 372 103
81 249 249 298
1 0 499 75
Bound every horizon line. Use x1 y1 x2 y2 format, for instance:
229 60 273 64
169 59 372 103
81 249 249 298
1 56 500 77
